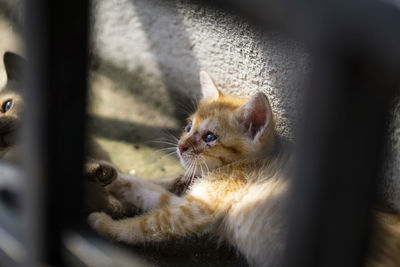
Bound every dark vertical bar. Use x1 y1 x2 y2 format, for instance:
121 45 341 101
202 1 400 265
283 2 400 267
23 0 89 265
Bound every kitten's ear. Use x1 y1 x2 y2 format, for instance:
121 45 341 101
236 92 273 139
200 71 222 100
4 52 25 81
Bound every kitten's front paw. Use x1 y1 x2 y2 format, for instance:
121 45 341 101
84 161 118 186
88 212 114 237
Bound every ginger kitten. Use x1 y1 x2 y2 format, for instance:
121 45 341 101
89 71 291 266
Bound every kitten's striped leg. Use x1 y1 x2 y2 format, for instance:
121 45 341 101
88 196 215 244
106 173 184 212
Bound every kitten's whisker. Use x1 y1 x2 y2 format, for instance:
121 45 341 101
147 139 176 144
199 156 210 174
147 140 178 146
147 146 178 163
157 151 179 161
149 130 180 144
197 158 204 177
151 147 178 155
182 163 190 177
199 163 205 179
177 102 194 115
189 97 199 112
147 145 176 153
161 130 180 142
187 160 197 186
188 164 197 186
178 96 200 114
160 127 179 135
152 147 177 152
183 160 195 182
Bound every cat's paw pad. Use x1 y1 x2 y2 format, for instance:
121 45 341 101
88 212 113 235
84 162 118 186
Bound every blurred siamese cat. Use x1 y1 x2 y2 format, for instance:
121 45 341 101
0 51 135 217
0 52 23 162
89 71 400 267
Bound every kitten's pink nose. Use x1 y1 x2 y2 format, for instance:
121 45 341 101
178 144 188 155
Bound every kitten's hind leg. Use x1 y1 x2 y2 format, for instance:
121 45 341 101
88 196 215 244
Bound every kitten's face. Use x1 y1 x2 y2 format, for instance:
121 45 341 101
177 71 275 176
0 87 23 149
0 52 24 150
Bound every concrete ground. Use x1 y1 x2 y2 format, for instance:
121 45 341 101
88 68 184 179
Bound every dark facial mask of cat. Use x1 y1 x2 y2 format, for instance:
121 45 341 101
0 52 24 150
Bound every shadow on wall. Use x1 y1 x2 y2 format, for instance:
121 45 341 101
91 0 202 125
131 0 201 124
88 114 181 148
89 0 308 143
87 0 207 150
91 56 199 124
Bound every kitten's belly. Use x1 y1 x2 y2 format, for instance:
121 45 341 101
222 179 288 267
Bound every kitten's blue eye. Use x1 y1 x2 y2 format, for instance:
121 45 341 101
203 133 217 143
185 123 192 133
2 100 12 113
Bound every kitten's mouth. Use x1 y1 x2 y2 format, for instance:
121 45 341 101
0 121 18 148
0 132 15 148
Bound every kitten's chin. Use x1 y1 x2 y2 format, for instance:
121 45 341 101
0 133 16 148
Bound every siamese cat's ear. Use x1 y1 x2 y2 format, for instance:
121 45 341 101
4 52 25 81
200 71 222 100
236 92 273 139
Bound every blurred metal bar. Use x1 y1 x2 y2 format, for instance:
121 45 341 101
282 1 400 267
23 0 89 265
62 231 150 267
204 0 400 265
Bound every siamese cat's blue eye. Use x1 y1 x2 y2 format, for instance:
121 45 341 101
2 99 12 113
203 133 217 143
185 123 192 133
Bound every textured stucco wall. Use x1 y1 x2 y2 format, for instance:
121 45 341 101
381 98 400 210
91 0 308 137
